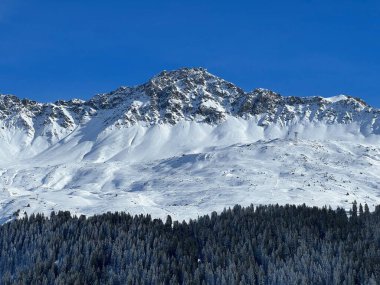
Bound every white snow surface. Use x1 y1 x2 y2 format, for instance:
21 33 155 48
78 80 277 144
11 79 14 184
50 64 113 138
1 68 380 222
1 117 380 223
324 95 349 103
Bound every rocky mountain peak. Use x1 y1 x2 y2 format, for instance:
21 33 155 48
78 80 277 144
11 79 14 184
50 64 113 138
143 67 244 99
0 68 379 140
151 67 210 82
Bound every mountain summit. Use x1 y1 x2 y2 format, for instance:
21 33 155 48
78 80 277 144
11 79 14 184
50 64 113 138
0 68 378 143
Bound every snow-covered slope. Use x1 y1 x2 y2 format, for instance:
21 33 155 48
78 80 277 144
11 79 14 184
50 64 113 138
0 68 379 222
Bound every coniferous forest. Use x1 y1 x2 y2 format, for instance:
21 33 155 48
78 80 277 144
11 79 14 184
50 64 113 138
0 203 379 285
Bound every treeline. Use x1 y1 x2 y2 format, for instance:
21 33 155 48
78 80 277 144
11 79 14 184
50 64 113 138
0 202 379 285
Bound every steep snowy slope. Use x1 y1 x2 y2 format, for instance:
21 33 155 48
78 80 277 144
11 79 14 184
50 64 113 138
0 68 379 222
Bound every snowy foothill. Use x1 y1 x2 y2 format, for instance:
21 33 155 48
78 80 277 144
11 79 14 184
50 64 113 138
0 117 379 223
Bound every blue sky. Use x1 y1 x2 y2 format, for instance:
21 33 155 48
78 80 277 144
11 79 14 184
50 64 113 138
0 0 379 107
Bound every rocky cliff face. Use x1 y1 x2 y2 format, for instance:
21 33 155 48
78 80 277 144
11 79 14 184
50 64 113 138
0 67 379 143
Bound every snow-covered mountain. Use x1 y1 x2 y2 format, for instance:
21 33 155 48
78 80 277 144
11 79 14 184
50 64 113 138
1 67 379 222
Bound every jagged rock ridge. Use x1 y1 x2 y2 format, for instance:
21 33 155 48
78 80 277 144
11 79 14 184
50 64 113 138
0 67 379 142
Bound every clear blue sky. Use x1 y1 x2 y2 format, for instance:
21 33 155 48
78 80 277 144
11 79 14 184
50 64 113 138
0 0 379 107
